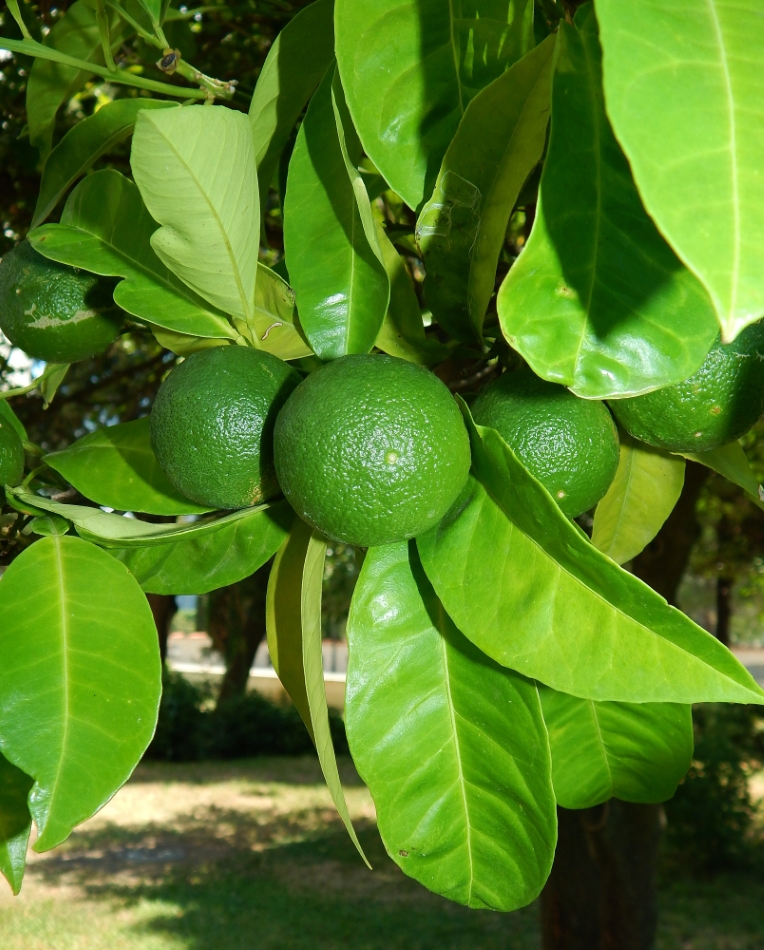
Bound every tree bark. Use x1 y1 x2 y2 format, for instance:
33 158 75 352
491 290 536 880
146 593 176 664
715 576 732 647
540 461 709 950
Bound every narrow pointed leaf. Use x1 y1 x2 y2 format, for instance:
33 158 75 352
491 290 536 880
592 433 685 565
596 0 764 341
416 410 764 705
134 0 162 25
346 541 556 909
32 99 177 228
417 35 555 343
539 687 693 809
497 6 719 398
284 67 388 360
30 170 237 340
266 519 369 865
131 106 260 326
44 418 212 516
682 441 764 513
111 502 292 595
249 0 335 210
335 0 535 209
0 754 33 895
0 536 161 851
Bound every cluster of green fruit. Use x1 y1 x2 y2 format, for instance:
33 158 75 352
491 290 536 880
3 242 764 545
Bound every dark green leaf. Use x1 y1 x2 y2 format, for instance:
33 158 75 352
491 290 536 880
0 402 26 443
284 67 388 360
30 170 238 341
346 541 556 909
539 687 693 809
592 433 685 565
596 0 764 341
0 536 161 851
248 0 335 210
417 35 555 343
32 99 177 228
111 501 292 595
335 0 535 209
681 441 764 513
497 6 719 398
266 519 369 865
416 409 764 705
44 418 212 516
0 753 33 895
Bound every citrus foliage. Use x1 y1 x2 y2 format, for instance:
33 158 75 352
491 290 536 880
2 0 764 914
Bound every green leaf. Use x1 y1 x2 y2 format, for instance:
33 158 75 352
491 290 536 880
149 328 231 357
266 519 369 865
131 105 260 329
39 364 70 408
539 687 693 809
592 433 685 565
32 99 177 229
335 0 535 209
0 753 33 895
596 0 764 342
682 441 764 513
0 536 161 851
417 35 555 343
30 170 238 341
134 0 162 25
251 264 313 360
283 67 388 360
497 6 719 398
416 409 764 705
0 402 26 443
374 222 450 365
111 501 292 595
248 0 335 211
26 0 132 154
26 514 70 538
5 486 279 547
346 541 556 909
44 418 212 516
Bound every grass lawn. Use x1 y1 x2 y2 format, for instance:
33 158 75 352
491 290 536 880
0 757 761 950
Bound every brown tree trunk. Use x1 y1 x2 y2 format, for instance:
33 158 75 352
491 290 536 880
541 461 709 950
146 593 176 664
716 576 732 647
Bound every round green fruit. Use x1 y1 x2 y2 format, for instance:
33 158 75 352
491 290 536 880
0 419 24 488
610 323 764 452
150 346 301 510
0 240 123 363
471 368 620 518
273 354 471 547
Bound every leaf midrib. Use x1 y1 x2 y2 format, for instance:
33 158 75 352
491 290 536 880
45 535 71 838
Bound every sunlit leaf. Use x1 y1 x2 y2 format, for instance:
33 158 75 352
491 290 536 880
346 541 556 909
0 536 161 851
497 6 718 398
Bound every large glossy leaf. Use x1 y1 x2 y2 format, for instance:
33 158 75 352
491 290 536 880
44 418 212 516
416 411 764 705
346 541 555 909
0 536 161 851
266 519 369 864
0 754 33 895
283 67 388 360
26 0 131 154
497 6 719 398
335 0 535 210
417 35 555 343
131 106 260 330
30 170 238 341
596 0 764 341
592 433 685 565
682 441 764 514
111 501 292 595
249 0 335 210
539 687 693 809
32 99 177 228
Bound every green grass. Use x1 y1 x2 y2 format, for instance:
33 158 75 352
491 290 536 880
0 758 761 950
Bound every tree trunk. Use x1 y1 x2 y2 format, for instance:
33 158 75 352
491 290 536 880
146 593 176 664
540 461 709 950
715 576 732 647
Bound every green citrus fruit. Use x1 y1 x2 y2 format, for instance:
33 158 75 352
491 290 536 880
0 240 123 363
151 346 301 510
273 354 471 547
0 418 24 488
471 368 620 518
609 323 764 452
